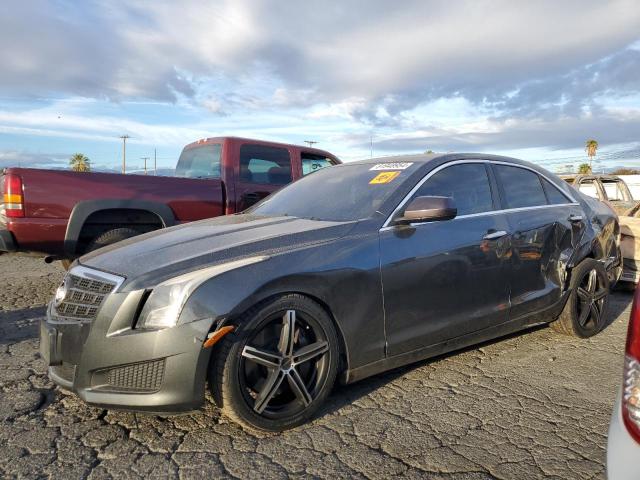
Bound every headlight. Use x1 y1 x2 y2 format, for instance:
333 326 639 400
136 256 268 330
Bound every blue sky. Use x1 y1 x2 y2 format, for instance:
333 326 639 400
0 0 639 173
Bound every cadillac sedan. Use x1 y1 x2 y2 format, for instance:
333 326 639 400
40 153 620 431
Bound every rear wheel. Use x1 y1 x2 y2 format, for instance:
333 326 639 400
86 227 141 253
552 258 610 337
210 294 339 432
60 227 142 270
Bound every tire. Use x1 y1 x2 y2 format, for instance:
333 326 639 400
86 227 141 253
552 258 610 337
209 294 340 432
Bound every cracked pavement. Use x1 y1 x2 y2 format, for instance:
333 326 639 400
0 253 630 479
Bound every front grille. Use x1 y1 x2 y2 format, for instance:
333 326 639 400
105 359 165 392
51 266 123 322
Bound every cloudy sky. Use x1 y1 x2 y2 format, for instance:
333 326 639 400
0 0 639 172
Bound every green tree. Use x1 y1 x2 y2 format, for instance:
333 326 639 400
69 153 91 172
578 163 592 174
425 149 434 154
585 139 598 170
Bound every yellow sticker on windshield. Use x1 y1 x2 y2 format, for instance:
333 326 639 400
370 171 400 184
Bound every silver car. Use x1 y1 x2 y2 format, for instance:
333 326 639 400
607 287 640 479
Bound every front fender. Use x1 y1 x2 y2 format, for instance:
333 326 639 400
179 234 385 374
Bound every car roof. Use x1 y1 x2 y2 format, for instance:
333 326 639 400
346 152 543 170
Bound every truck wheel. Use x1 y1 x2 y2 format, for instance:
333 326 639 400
209 294 340 432
86 227 141 253
552 258 610 337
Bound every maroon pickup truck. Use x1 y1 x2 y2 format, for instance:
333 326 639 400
0 136 339 265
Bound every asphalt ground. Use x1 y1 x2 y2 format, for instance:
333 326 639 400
0 253 630 479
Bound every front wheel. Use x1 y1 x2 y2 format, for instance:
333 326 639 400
552 258 610 337
210 294 339 432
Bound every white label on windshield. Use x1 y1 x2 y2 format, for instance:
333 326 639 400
370 162 413 171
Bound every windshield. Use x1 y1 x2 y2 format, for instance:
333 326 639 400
175 144 221 179
249 162 420 221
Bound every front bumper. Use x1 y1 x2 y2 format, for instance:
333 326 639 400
39 292 216 414
0 227 16 253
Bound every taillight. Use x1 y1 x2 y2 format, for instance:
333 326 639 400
2 173 24 218
623 285 640 443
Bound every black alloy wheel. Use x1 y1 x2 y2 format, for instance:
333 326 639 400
552 258 610 337
575 267 608 331
210 294 339 431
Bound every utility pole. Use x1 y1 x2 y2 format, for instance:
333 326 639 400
141 157 150 175
119 135 130 174
154 148 157 176
370 135 373 158
304 140 318 148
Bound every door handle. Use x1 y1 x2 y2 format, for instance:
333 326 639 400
483 230 508 240
568 214 584 223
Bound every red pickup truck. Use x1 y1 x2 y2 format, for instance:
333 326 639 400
0 137 339 265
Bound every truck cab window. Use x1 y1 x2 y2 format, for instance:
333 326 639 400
175 144 222 179
302 153 334 176
240 145 292 185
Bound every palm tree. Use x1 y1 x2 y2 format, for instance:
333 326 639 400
69 153 91 172
585 139 598 170
578 163 592 174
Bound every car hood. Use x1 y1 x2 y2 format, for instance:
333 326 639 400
80 214 357 289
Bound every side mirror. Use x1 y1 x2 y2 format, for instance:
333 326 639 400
396 196 457 225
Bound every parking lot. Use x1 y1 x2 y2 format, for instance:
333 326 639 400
0 253 630 479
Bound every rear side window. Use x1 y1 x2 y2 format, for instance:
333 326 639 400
175 144 221 179
240 145 292 185
541 177 570 204
413 163 494 216
495 165 547 209
302 153 334 176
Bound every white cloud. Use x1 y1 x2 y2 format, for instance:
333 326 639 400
0 1 639 166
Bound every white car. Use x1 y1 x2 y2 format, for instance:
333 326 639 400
607 287 640 479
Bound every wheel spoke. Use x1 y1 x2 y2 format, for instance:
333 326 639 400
587 269 597 294
242 346 282 369
593 288 608 301
589 302 601 326
278 310 296 356
578 302 591 327
293 341 329 366
287 367 313 407
254 369 285 414
576 287 590 301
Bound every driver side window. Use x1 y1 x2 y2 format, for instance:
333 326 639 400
412 163 494 216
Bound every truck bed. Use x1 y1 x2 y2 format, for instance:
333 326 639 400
2 168 224 254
